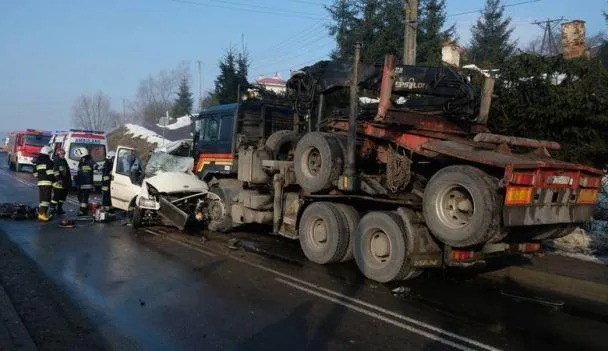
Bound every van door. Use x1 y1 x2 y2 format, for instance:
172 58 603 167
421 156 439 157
110 146 142 210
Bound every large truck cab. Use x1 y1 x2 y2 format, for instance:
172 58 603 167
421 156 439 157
193 101 294 181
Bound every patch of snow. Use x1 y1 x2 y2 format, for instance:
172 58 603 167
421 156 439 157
359 97 379 104
154 139 192 154
547 227 608 265
124 124 172 145
156 115 193 130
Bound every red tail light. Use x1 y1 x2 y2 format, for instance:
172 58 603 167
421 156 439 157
451 250 475 261
518 243 541 253
511 173 535 186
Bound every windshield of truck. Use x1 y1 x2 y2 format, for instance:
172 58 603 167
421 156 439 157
69 143 106 163
24 134 50 147
145 152 194 178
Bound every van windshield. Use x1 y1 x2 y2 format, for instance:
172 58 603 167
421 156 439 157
69 143 106 163
24 134 50 147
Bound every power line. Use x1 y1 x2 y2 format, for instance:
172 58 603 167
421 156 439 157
448 0 542 17
252 33 332 64
170 0 324 20
532 17 566 56
251 39 333 70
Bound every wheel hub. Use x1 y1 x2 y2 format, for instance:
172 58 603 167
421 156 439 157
370 231 390 262
306 148 322 176
310 218 328 245
436 185 475 229
209 201 224 221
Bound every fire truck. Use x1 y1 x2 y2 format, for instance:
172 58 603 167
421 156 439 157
7 129 51 172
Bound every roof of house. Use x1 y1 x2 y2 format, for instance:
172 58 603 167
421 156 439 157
256 73 286 87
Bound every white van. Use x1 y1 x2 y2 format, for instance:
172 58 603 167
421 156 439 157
48 129 107 187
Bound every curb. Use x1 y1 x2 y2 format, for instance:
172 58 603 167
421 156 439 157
0 283 37 351
480 265 608 304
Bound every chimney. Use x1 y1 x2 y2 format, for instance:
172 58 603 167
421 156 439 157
441 41 461 67
561 20 586 60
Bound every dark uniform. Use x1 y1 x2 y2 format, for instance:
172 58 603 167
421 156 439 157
51 156 71 215
101 156 113 209
75 154 95 216
34 153 55 218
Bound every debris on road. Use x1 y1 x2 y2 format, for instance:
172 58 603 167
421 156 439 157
0 203 37 220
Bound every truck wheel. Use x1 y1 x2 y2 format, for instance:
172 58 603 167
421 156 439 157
294 132 343 193
333 203 359 262
422 165 499 248
265 130 300 161
298 202 350 264
207 183 235 233
354 211 421 283
8 159 15 171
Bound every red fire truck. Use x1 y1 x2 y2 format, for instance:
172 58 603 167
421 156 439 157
7 129 51 172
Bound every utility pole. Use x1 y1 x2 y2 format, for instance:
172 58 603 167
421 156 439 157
403 0 418 65
532 17 566 56
197 60 203 109
122 98 126 123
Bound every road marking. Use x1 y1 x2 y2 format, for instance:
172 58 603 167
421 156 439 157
144 229 216 257
0 167 496 350
276 277 484 351
0 169 80 206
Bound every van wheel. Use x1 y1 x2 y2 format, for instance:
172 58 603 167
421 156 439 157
298 202 350 264
131 206 143 229
354 211 421 283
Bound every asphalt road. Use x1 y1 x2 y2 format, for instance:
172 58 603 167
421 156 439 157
0 153 607 351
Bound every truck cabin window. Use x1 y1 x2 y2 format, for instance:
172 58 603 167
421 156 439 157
196 118 220 143
24 134 51 147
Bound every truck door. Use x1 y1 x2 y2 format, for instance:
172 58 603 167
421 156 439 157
194 110 234 177
110 146 142 211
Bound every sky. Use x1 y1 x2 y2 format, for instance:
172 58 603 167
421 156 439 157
0 0 606 131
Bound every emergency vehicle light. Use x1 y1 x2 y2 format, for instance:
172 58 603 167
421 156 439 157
69 129 105 135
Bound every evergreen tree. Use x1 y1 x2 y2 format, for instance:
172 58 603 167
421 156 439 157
213 46 250 105
171 77 194 116
469 0 515 66
417 0 455 65
328 0 403 62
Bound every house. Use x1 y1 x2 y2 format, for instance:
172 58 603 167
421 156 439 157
254 73 287 94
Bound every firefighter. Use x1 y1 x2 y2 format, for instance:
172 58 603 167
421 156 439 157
101 151 115 210
74 147 95 216
51 148 71 216
34 146 55 221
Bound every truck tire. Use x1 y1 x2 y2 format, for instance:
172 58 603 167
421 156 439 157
294 132 343 193
207 180 239 233
354 211 421 283
298 202 350 264
333 203 359 262
423 165 500 248
8 158 15 171
265 130 300 161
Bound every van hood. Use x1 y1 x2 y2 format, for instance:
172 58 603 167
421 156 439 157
144 172 208 194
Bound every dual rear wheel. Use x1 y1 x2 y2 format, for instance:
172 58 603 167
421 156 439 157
298 202 420 283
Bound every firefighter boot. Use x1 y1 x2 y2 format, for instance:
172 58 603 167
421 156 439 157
38 206 50 222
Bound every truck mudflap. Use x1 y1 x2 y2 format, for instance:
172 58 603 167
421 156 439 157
395 208 443 268
157 197 189 231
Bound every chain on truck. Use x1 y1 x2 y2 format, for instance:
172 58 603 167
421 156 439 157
192 45 602 283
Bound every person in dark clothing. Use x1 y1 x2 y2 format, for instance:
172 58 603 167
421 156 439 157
74 147 95 216
101 151 115 210
51 148 71 216
34 146 55 221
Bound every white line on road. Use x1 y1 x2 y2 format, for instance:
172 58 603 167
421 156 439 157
0 168 498 350
276 278 479 351
0 169 80 206
144 229 217 257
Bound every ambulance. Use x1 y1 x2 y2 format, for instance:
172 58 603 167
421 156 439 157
48 129 107 187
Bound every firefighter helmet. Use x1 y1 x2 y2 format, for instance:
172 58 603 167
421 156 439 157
73 147 89 158
39 146 52 156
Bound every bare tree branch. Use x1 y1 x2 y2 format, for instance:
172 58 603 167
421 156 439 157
71 91 119 131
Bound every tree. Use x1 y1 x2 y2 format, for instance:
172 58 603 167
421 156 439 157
417 0 455 65
71 91 119 131
327 0 404 62
132 63 188 124
469 0 516 66
213 46 250 104
171 77 194 117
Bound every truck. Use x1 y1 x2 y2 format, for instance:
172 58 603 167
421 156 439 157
191 53 602 283
48 129 107 187
7 129 52 172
